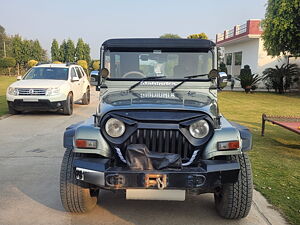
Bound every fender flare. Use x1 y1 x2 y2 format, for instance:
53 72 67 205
63 117 111 157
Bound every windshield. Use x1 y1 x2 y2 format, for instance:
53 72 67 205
23 67 69 80
104 51 213 80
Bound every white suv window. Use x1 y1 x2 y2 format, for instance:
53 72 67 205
75 67 83 79
79 67 86 77
70 68 78 79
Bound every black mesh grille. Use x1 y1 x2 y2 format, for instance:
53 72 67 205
122 129 195 161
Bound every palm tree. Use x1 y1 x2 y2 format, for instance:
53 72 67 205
262 64 300 94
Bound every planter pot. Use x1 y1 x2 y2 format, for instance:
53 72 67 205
245 86 251 93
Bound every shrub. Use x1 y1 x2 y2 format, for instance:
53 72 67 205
218 62 228 74
237 65 261 93
77 60 88 71
187 33 208 39
27 59 38 68
0 57 16 75
159 33 181 39
52 61 62 64
92 60 100 71
262 63 300 94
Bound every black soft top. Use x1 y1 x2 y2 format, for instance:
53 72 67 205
102 38 215 52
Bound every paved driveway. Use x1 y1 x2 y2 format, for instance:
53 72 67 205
0 89 287 225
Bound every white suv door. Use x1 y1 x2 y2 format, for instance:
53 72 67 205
75 67 86 97
70 67 81 101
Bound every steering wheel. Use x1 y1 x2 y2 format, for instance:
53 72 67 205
122 71 146 78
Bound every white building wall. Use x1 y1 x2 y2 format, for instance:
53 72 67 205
224 39 260 76
257 38 287 75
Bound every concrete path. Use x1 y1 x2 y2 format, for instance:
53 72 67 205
0 89 288 225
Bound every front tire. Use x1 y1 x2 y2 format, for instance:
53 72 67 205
214 153 253 219
60 148 99 213
62 93 73 115
8 104 20 115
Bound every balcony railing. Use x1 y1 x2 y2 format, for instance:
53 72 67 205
217 33 224 42
236 23 247 35
226 29 234 39
216 20 262 44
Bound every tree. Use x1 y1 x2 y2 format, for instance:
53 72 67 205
59 40 67 62
0 25 7 58
31 40 45 61
65 39 75 62
11 35 23 75
92 60 100 70
262 64 300 94
21 40 33 65
262 0 300 56
51 39 60 61
11 35 23 64
187 33 208 39
83 43 91 63
27 59 38 68
0 57 16 75
75 38 85 60
160 33 181 39
77 60 88 70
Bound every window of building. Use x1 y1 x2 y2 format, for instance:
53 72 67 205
225 53 232 65
234 52 242 65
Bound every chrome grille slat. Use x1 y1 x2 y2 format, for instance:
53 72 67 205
17 88 46 96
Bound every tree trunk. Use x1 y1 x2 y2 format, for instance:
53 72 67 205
279 76 284 94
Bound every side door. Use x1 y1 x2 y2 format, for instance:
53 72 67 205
79 67 90 88
70 67 81 101
75 67 85 97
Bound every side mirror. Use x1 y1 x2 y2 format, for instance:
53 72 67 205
17 76 22 80
218 72 228 89
208 69 219 79
71 76 79 82
100 68 109 79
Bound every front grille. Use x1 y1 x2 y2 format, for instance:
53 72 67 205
17 88 46 96
122 129 195 161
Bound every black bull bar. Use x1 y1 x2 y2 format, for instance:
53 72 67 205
73 158 240 190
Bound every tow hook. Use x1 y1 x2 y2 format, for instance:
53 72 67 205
187 174 206 188
106 174 125 188
145 174 167 190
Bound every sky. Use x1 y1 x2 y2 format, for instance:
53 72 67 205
0 0 267 59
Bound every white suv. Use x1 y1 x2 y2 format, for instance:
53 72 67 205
6 63 91 115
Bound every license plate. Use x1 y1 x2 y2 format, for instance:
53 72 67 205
23 99 38 102
126 189 186 201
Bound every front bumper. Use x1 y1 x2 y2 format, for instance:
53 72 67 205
8 100 66 111
73 158 240 190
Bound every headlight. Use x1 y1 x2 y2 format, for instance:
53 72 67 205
189 119 210 138
46 87 60 96
8 87 18 96
105 118 126 138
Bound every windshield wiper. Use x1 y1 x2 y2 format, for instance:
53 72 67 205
171 74 208 92
128 75 166 91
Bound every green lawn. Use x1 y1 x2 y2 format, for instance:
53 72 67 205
0 76 17 115
219 91 300 225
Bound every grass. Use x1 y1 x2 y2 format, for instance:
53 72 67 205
0 76 17 116
219 91 300 225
